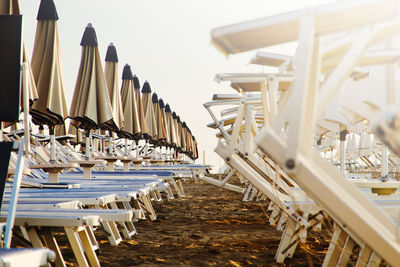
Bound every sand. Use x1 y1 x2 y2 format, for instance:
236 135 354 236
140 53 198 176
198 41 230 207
96 179 329 266
14 178 330 266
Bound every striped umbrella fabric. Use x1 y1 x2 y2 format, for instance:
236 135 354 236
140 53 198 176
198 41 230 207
142 81 157 141
158 98 170 145
165 104 177 147
120 64 140 139
133 75 148 138
104 43 124 131
31 0 68 128
172 111 181 149
177 115 185 152
69 23 116 131
152 92 167 144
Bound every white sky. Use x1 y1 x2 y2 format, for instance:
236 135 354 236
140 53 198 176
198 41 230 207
19 0 333 171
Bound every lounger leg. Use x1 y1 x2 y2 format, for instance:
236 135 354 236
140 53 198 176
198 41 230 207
101 221 122 246
48 172 59 183
155 189 163 201
42 228 66 267
269 206 281 226
165 183 174 199
177 179 186 196
275 218 296 263
85 226 99 251
242 184 252 201
19 226 30 241
26 227 44 248
277 213 288 231
78 228 100 267
140 194 157 221
170 179 184 198
110 202 137 239
337 236 355 266
286 226 304 258
322 224 348 266
107 162 114 172
64 227 90 267
123 162 129 172
356 245 372 267
249 187 258 201
82 167 91 179
367 252 382 267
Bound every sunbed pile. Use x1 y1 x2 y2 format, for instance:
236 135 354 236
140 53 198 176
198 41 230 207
204 0 400 265
0 0 210 266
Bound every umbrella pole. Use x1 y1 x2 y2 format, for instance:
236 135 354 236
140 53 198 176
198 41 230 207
144 140 148 156
108 131 113 155
22 63 31 155
136 140 139 158
49 126 56 163
85 130 91 159
124 138 128 156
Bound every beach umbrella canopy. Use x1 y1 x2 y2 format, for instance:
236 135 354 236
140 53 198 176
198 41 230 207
142 81 157 141
120 64 140 139
0 0 38 108
104 43 124 131
133 75 148 138
192 136 199 159
69 23 116 132
159 98 171 145
30 0 68 128
177 115 185 152
152 92 167 144
183 122 191 154
0 0 19 14
172 111 181 149
165 104 177 147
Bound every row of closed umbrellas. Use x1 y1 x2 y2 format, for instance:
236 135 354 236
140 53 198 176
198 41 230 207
1 0 198 159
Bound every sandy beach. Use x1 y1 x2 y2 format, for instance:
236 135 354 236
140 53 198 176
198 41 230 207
22 178 330 266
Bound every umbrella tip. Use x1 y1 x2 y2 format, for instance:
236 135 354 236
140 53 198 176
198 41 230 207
159 98 165 108
152 93 159 103
142 81 152 93
165 104 171 113
133 75 141 89
105 43 118 62
80 23 98 46
109 42 114 46
37 0 59 20
172 111 177 119
122 64 133 80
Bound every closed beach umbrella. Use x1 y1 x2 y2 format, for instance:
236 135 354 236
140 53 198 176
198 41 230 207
142 81 157 141
165 104 177 147
192 136 199 159
104 43 124 131
172 111 181 149
183 122 191 154
69 23 116 132
177 116 185 152
0 0 38 107
31 0 68 127
158 98 170 145
120 64 140 138
133 75 148 138
152 93 167 143
0 0 19 14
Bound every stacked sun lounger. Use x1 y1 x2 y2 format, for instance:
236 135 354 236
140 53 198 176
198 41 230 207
204 0 400 265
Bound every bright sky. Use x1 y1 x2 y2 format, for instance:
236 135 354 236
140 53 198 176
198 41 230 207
19 0 333 171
